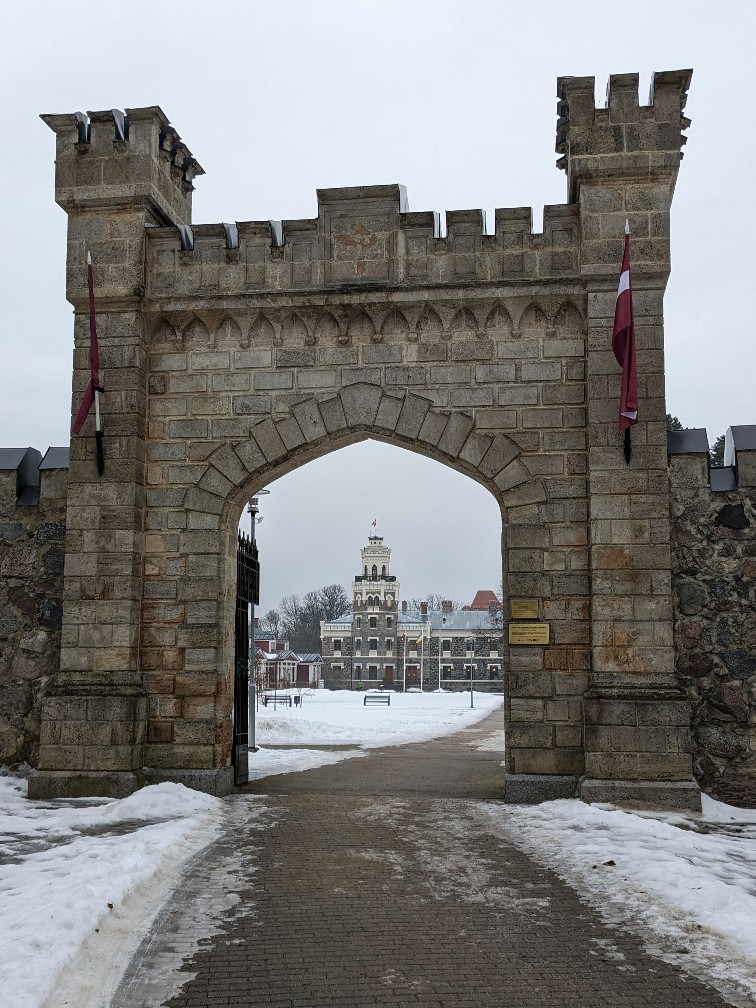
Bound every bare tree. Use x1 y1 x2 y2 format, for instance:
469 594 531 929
258 608 281 637
406 594 462 611
267 584 350 653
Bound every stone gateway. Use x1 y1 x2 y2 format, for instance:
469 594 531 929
27 69 709 807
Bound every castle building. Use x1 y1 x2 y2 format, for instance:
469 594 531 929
320 534 503 691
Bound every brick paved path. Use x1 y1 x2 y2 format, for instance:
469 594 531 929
112 711 748 1008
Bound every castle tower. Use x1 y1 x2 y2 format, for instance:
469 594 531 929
351 532 399 687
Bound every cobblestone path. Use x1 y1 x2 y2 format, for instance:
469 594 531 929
112 711 748 1008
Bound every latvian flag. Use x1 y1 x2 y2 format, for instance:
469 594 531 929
612 223 638 461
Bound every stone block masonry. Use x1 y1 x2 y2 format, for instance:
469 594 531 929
25 72 712 807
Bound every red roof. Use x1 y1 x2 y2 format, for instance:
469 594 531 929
463 589 502 611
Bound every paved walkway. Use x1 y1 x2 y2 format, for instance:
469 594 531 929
112 712 748 1008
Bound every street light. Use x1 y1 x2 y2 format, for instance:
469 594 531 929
248 489 270 749
466 637 475 709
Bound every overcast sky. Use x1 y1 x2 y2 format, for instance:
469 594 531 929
1 1 752 610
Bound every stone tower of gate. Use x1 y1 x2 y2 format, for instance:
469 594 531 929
31 70 698 808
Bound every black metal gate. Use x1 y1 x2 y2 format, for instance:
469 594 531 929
233 531 259 785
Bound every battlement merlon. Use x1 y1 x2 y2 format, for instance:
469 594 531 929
41 106 203 227
556 69 692 203
668 426 756 492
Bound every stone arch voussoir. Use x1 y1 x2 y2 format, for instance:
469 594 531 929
185 383 545 519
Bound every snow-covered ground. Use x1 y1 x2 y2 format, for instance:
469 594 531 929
249 687 502 778
3 688 756 1006
0 776 223 1008
0 689 501 1008
480 796 756 1001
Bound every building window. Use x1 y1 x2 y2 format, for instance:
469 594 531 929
368 665 379 680
386 616 393 629
385 638 393 652
332 663 343 671
355 638 362 653
355 617 361 629
442 664 453 677
371 564 377 580
369 616 377 629
333 639 341 653
354 664 362 677
368 638 378 652
489 642 499 656
441 638 451 654
381 565 386 576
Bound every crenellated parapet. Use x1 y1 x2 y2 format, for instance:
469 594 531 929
556 70 692 201
41 106 202 223
144 186 581 298
41 106 203 307
668 426 756 493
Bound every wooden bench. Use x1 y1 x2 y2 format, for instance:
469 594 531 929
363 693 390 706
263 694 292 707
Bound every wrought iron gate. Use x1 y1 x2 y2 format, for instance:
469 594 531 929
233 531 259 785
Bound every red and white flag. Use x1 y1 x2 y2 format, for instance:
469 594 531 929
72 251 104 475
612 222 638 435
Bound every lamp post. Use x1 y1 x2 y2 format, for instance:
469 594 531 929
439 616 446 692
466 637 475 709
248 489 270 749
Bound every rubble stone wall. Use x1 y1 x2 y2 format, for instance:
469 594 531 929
670 450 756 804
0 466 67 765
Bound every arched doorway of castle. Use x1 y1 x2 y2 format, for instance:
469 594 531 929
183 391 559 795
229 436 506 775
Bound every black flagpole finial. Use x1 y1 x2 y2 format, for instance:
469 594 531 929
95 430 105 476
623 427 632 465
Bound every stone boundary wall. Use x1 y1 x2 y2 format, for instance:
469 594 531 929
0 449 68 765
669 428 756 805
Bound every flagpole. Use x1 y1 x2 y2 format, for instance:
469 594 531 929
403 634 407 692
612 219 637 466
81 250 104 475
420 627 424 692
623 220 632 465
94 389 104 476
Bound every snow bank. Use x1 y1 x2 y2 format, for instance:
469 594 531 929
0 775 222 1008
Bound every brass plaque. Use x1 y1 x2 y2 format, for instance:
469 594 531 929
510 598 539 620
509 623 550 645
